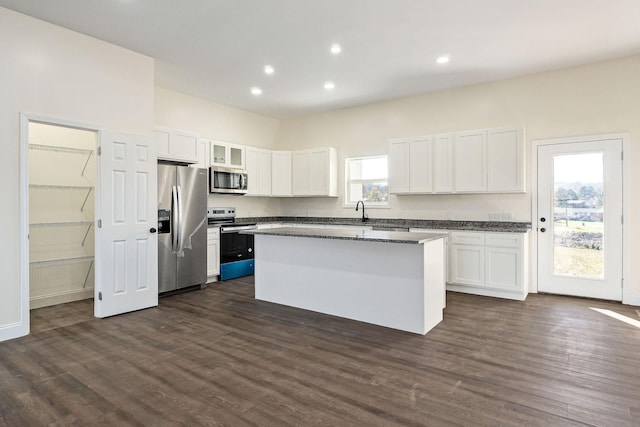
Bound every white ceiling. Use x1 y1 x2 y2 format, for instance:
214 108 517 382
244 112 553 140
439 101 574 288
1 0 640 119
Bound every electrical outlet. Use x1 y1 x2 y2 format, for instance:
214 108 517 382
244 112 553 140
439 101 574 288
489 213 501 221
501 212 512 221
447 212 454 220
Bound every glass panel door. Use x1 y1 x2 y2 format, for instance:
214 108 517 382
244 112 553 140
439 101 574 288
537 139 622 300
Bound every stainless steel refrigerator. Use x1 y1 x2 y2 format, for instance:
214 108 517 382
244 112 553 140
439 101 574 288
157 164 208 293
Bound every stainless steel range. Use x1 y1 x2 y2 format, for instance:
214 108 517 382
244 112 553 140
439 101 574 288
207 208 257 280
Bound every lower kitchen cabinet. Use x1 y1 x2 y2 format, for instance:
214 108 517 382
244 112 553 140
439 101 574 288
411 228 528 300
450 244 485 286
449 231 528 300
207 228 220 281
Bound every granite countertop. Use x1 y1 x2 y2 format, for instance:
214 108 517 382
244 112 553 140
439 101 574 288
232 216 531 232
242 227 448 245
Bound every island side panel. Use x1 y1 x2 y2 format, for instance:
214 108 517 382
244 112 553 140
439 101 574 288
423 238 445 333
254 234 441 334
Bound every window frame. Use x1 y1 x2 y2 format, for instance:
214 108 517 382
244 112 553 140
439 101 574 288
343 155 390 208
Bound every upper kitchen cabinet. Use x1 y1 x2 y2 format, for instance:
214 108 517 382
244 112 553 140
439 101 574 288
388 125 524 195
271 151 292 196
210 140 245 169
291 147 337 197
245 147 272 196
454 127 525 193
486 127 525 192
193 138 210 170
433 133 453 193
389 137 433 194
388 138 410 193
453 130 486 192
154 127 200 164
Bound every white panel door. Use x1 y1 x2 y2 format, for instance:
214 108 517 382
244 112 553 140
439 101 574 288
450 245 484 286
454 130 486 192
309 149 328 195
434 134 453 193
257 149 272 195
292 151 310 195
271 151 292 196
487 127 524 192
245 147 259 195
95 131 158 317
537 139 623 300
389 139 410 193
409 137 433 193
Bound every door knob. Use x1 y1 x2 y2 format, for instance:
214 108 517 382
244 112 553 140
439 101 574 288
540 227 546 233
150 228 157 233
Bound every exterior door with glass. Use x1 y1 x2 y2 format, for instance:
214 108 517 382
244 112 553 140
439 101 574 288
537 138 623 300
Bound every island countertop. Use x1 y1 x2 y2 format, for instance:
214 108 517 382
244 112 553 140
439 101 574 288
243 227 448 245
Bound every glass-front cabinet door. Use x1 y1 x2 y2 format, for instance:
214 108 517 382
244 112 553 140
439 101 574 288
210 141 245 169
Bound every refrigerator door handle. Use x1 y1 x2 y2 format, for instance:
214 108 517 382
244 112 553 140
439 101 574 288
176 184 184 252
171 185 179 251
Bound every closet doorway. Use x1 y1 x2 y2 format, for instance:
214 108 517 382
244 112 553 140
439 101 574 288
28 121 97 321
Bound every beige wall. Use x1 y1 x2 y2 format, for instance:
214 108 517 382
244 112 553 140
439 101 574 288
275 55 640 301
154 87 283 217
0 7 154 339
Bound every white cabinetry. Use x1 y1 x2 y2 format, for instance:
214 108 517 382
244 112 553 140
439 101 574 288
448 231 527 300
389 137 434 194
210 141 245 169
449 232 485 286
271 151 292 196
487 127 524 192
192 138 210 170
388 126 524 194
291 147 337 197
484 233 524 291
453 131 486 192
410 137 434 193
434 134 453 193
388 139 410 193
207 227 220 281
154 127 200 164
245 147 272 196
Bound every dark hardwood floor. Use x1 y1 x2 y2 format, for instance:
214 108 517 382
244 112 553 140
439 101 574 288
2 277 640 426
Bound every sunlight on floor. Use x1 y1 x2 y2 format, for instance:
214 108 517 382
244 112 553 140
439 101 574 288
590 307 640 329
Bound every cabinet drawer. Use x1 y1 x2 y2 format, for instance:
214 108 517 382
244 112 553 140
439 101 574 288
485 233 522 248
207 227 220 239
449 231 485 245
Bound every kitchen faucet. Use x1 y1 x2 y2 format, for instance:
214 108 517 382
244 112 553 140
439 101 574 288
355 200 368 222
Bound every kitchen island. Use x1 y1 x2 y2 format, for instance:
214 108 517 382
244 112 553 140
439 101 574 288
243 227 448 335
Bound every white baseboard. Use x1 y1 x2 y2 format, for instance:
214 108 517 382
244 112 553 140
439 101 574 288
0 321 28 342
30 288 94 309
447 284 527 301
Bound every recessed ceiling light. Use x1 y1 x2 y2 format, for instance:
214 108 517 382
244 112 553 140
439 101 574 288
436 56 450 64
330 44 342 55
251 87 262 96
264 65 274 75
324 81 335 90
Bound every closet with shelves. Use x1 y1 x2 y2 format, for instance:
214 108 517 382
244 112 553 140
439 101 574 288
28 123 97 309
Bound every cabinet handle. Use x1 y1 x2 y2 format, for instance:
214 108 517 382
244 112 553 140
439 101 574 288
540 228 546 233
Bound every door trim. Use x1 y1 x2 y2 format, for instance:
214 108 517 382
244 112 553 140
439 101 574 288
530 133 631 304
17 113 103 340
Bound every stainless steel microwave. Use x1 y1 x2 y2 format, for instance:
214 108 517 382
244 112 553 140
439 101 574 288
210 167 248 194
